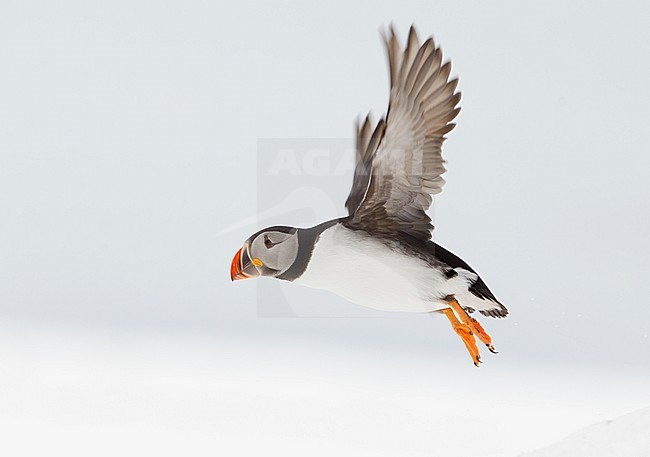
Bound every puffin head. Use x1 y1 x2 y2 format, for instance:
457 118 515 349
230 226 299 281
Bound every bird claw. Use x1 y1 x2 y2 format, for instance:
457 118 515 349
487 344 499 354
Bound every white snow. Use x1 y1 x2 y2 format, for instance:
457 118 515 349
1 317 649 457
521 407 650 457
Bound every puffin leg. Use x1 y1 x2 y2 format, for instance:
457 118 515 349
439 308 481 367
446 296 497 354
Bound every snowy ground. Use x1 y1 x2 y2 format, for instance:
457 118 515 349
1 317 648 457
522 407 650 457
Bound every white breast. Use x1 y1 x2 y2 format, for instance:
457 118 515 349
294 224 472 313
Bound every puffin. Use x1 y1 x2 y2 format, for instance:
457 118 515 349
230 25 508 366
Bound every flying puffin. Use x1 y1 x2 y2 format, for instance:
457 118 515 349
230 25 508 366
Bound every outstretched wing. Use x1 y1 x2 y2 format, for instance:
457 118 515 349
344 25 461 241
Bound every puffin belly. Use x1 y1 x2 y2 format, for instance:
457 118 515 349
294 225 450 313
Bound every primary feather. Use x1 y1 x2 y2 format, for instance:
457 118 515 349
345 25 461 241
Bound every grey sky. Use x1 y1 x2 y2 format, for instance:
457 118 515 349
1 0 649 370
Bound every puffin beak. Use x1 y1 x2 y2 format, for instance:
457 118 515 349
230 246 260 281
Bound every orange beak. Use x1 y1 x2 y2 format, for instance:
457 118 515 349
230 246 260 281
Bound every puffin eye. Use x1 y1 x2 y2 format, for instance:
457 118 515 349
264 235 275 249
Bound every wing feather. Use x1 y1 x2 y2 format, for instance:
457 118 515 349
344 25 461 240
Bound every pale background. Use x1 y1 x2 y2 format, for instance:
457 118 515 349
1 1 649 456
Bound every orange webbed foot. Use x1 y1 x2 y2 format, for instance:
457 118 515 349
467 316 498 353
439 308 482 367
446 296 498 355
439 296 500 365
